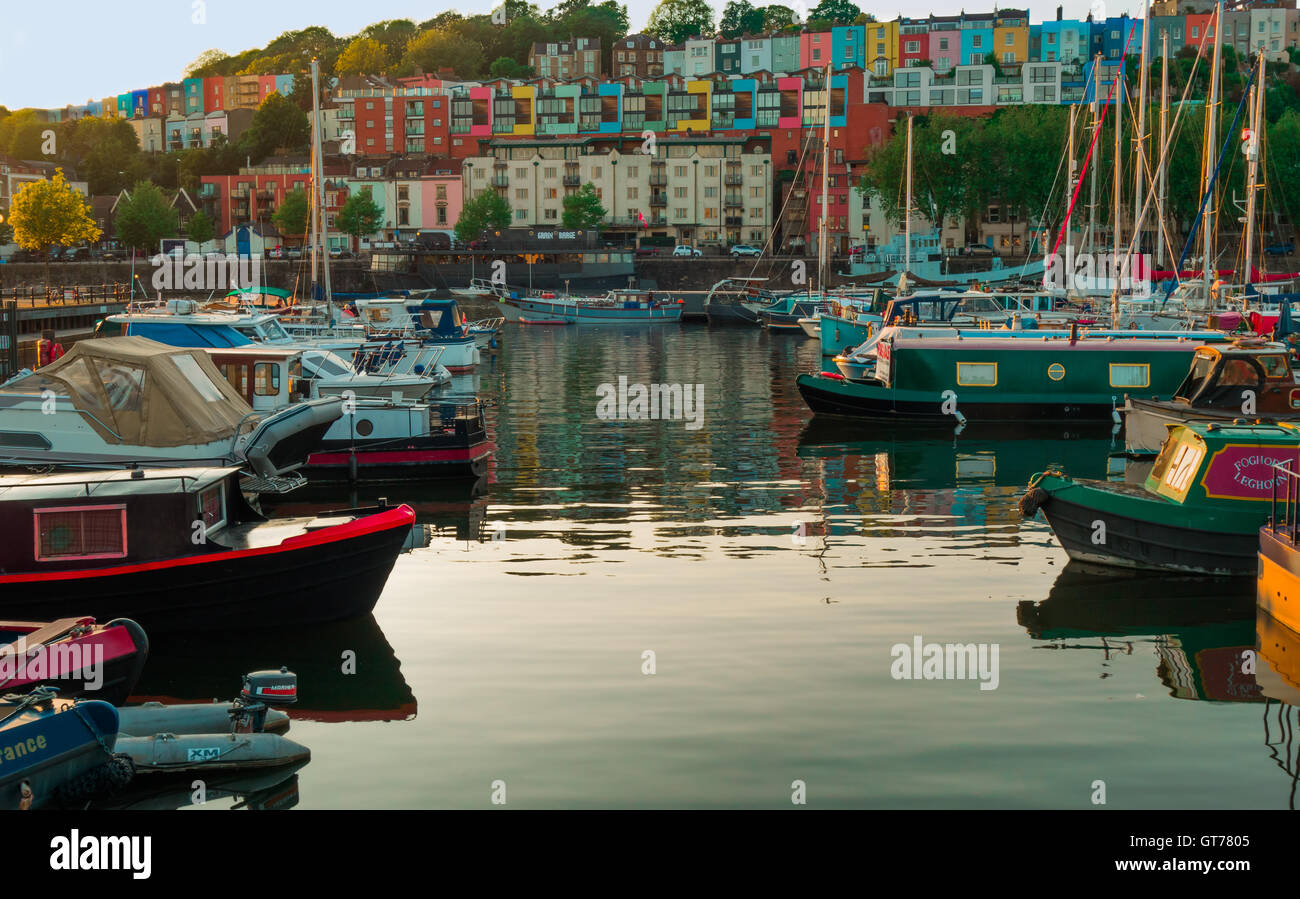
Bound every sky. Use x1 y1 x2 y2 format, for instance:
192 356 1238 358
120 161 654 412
0 0 1145 110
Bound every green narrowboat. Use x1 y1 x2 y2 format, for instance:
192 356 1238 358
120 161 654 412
797 327 1224 422
1021 421 1300 575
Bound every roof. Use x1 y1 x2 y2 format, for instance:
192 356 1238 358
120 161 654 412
0 466 238 499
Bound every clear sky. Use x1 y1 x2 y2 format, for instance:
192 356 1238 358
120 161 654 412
0 0 1144 110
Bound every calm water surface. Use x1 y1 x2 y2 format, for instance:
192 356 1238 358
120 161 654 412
131 325 1300 809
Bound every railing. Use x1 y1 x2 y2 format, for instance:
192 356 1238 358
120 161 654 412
1271 463 1300 545
649 174 667 186
562 175 581 186
724 195 743 207
4 284 131 306
649 194 667 206
491 175 509 187
725 174 743 185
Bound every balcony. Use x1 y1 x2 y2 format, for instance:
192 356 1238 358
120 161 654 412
725 195 743 207
491 175 510 188
649 174 667 186
725 174 743 185
725 216 743 227
649 193 668 207
562 174 581 186
648 215 667 226
493 159 508 169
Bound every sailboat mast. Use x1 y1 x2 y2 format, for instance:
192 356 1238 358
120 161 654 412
312 59 333 307
1112 61 1122 317
309 62 320 296
1088 55 1100 257
1134 8 1150 255
1158 30 1169 267
904 113 913 278
818 64 831 295
1203 0 1223 307
1243 51 1264 311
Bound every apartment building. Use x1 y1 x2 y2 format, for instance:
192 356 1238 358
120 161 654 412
530 38 603 79
614 34 664 78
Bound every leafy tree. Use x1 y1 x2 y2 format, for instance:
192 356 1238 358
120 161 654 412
8 170 101 281
272 189 311 243
240 93 310 162
719 0 763 38
562 183 607 228
455 188 512 242
0 214 12 246
1270 109 1300 241
809 0 861 25
399 28 485 79
336 37 390 76
186 208 216 251
185 49 231 77
336 186 385 250
762 5 798 32
360 19 419 64
490 57 536 78
115 182 179 256
646 0 715 44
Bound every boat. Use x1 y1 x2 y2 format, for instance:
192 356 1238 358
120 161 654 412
352 296 482 370
0 617 148 706
0 466 416 630
0 688 127 809
451 278 502 300
497 289 684 325
0 337 342 479
1124 338 1300 454
1021 421 1300 575
798 325 1224 422
797 314 821 338
466 317 504 348
1258 462 1300 634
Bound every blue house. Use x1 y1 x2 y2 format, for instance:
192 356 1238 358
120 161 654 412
960 11 996 67
831 25 866 71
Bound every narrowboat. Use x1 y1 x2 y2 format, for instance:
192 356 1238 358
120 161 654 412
798 326 1222 422
1257 463 1300 634
1021 421 1300 575
0 466 416 630
1124 338 1300 454
0 617 149 706
0 337 342 479
497 289 684 325
0 689 125 809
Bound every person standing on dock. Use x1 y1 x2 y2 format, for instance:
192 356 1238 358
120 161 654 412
35 330 65 368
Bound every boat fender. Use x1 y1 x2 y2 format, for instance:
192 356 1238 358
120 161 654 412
348 451 359 482
54 753 135 804
1018 487 1050 518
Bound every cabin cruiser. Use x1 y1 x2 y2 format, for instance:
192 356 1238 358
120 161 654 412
351 295 481 371
0 337 341 479
496 288 684 325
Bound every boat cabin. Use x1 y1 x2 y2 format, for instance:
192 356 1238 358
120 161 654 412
1146 422 1300 506
204 346 305 412
353 298 467 339
0 467 252 576
1172 340 1300 414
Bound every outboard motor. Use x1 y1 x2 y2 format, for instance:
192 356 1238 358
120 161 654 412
230 667 298 733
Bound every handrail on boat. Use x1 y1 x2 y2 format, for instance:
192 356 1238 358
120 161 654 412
1271 462 1300 546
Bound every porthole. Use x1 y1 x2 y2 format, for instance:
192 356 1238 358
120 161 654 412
1047 363 1065 381
356 418 374 437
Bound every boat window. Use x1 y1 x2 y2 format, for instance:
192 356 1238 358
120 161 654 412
172 354 227 402
54 358 109 416
197 485 226 535
1259 355 1290 379
1217 359 1258 388
309 354 350 377
34 505 128 561
254 362 281 396
365 307 392 323
1176 354 1215 399
956 362 998 386
1109 363 1150 389
96 362 147 412
259 321 292 343
221 363 250 396
1047 363 1065 381
420 310 445 329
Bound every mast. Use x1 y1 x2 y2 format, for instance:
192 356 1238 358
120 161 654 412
311 59 333 309
1087 55 1100 257
818 64 832 295
1242 51 1264 311
308 62 320 298
1157 30 1169 267
1134 7 1150 258
1112 60 1122 318
1203 0 1223 307
904 113 913 280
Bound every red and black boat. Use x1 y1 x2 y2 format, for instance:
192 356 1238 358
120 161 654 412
0 467 415 632
0 617 149 705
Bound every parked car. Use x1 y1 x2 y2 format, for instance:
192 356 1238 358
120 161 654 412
635 246 660 257
961 243 994 257
329 247 353 259
729 244 762 258
286 246 303 260
672 245 702 258
1265 241 1295 256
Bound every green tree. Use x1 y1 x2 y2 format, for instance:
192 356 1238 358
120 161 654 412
762 5 798 32
336 187 385 250
645 0 715 44
455 188 512 242
719 0 763 38
115 182 179 256
809 0 861 25
562 183 607 228
240 93 310 162
336 36 390 76
9 170 101 282
272 189 311 243
399 28 485 79
1270 109 1300 242
360 19 419 64
186 208 216 251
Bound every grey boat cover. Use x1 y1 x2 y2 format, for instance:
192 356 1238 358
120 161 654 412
1 336 258 447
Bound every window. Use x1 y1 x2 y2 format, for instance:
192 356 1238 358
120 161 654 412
1047 363 1065 381
172 354 226 402
956 362 998 386
34 505 127 561
1109 363 1150 388
197 485 227 534
254 362 280 396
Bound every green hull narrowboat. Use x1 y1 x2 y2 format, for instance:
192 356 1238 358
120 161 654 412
1021 422 1300 575
797 327 1223 423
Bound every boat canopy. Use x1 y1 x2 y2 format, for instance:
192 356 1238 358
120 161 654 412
1 337 256 447
111 320 254 348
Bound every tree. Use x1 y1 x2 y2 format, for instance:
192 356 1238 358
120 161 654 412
809 0 861 25
455 189 512 242
185 49 230 77
115 182 179 257
272 189 311 243
719 0 764 38
562 183 607 228
490 56 536 78
9 170 101 282
645 0 716 44
336 37 390 76
762 5 798 33
399 28 485 79
186 209 216 251
336 187 385 250
240 93 310 162
360 19 419 64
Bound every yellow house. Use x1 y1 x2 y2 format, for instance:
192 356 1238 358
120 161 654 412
672 80 710 132
994 11 1029 65
511 84 535 136
864 21 899 77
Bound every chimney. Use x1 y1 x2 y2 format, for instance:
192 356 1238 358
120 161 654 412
1057 5 1063 20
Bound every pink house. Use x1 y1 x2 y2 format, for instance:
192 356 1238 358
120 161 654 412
801 31 833 68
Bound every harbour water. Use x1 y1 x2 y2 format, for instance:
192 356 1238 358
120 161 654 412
134 325 1298 809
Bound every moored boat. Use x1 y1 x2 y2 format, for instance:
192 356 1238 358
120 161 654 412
0 617 148 706
498 289 684 325
0 689 127 809
1258 462 1300 634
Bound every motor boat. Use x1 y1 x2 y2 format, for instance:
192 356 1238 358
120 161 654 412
0 617 148 706
0 688 125 809
351 296 481 370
